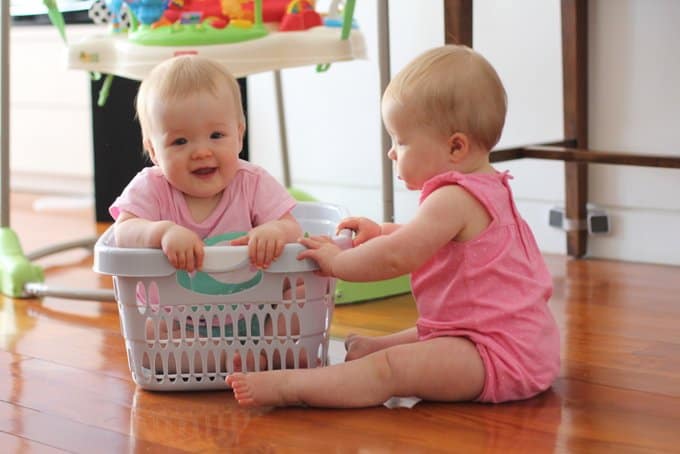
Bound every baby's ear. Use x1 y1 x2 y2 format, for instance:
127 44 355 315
447 132 470 162
237 122 246 150
144 139 158 164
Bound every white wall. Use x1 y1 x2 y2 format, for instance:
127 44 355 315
10 24 96 194
249 0 680 266
469 0 566 257
248 0 385 218
587 0 680 265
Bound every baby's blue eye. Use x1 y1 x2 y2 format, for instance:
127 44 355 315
172 138 187 146
211 132 225 139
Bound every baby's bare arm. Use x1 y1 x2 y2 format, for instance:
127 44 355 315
377 222 402 235
114 211 174 248
114 211 204 271
299 186 472 282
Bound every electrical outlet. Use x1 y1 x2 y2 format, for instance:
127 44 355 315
549 208 564 229
587 208 610 234
548 206 610 234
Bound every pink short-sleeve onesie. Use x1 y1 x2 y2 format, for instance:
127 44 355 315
109 160 296 236
411 171 560 403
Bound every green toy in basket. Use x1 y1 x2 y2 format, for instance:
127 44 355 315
288 189 411 304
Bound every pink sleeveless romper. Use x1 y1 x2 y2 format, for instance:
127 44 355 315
411 171 560 403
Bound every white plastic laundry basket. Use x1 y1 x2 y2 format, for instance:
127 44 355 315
94 202 350 391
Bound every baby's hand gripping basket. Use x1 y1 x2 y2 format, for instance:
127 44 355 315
94 202 350 391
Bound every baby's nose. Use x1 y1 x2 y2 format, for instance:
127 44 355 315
192 146 212 159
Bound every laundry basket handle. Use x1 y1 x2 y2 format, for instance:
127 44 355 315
200 230 352 274
201 246 251 273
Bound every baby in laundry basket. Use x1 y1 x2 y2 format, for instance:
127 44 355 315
227 45 560 407
109 55 302 370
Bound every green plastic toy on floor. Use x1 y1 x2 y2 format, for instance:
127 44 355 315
0 229 44 298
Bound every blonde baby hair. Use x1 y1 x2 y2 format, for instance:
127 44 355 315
384 45 507 151
136 55 245 148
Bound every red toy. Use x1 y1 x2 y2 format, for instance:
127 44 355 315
241 0 289 22
279 0 322 31
155 0 234 29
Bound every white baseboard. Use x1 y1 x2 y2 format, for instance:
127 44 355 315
10 171 93 196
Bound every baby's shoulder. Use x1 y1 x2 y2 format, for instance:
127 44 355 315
425 183 481 212
134 165 164 180
126 166 166 190
233 160 269 180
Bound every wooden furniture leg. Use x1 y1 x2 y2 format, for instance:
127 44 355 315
444 0 473 46
561 0 589 257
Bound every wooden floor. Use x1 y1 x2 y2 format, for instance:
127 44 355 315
2 192 680 453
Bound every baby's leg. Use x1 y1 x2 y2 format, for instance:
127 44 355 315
227 335 485 408
345 327 419 362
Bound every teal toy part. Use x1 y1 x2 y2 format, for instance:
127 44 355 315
176 232 263 296
177 267 262 295
108 0 164 28
0 228 44 298
203 232 246 246
324 18 358 29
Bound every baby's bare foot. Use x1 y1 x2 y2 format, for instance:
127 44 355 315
227 373 258 406
227 371 298 407
344 333 381 362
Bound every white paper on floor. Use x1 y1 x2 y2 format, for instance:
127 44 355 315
327 338 422 409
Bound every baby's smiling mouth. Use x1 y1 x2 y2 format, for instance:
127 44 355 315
192 167 217 176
